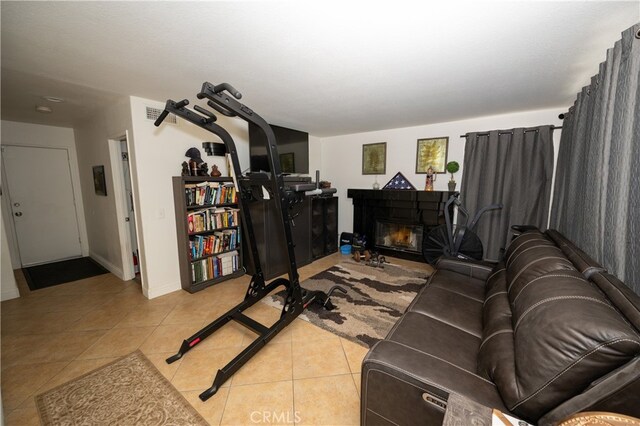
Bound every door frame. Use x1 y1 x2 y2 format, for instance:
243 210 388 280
1 144 85 267
1 155 22 267
108 132 142 282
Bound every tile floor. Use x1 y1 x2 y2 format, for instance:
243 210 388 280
1 253 431 425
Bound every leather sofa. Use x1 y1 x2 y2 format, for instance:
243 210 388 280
361 229 640 425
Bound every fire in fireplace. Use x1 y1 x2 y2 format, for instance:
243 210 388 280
375 221 424 253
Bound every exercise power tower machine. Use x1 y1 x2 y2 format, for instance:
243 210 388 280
154 82 345 402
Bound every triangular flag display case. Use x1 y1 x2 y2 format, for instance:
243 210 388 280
382 172 416 190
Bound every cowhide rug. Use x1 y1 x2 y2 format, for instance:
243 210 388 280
263 259 431 348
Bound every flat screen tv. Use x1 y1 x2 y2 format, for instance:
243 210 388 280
249 123 309 174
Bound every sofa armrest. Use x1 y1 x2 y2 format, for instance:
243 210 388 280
537 357 640 425
435 256 496 281
361 340 507 426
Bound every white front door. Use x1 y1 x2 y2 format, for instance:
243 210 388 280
2 145 82 266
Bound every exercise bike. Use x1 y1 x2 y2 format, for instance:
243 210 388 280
154 82 345 401
422 193 502 264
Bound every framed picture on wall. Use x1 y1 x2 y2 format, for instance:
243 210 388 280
416 137 448 173
362 142 386 175
93 165 107 196
279 152 295 173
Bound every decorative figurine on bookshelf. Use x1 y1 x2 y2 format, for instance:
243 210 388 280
210 164 222 177
183 147 210 176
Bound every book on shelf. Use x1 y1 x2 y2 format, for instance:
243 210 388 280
185 181 238 207
190 250 240 284
189 228 240 259
187 207 240 234
215 184 238 205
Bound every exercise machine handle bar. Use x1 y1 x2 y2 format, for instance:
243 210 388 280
153 99 189 127
193 105 217 123
444 194 460 254
211 82 242 100
196 82 243 118
468 203 503 231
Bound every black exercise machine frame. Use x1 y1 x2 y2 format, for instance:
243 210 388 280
154 82 343 401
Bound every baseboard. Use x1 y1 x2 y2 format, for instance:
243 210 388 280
89 252 125 280
144 280 181 299
90 252 180 299
1 288 20 301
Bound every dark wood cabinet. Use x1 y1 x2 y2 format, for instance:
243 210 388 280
311 196 339 259
245 195 338 280
244 196 311 280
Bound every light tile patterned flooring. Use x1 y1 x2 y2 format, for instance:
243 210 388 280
1 253 430 425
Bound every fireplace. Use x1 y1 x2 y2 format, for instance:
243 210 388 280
375 221 423 254
347 189 454 262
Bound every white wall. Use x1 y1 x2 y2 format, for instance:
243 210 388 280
0 121 89 269
128 96 249 299
319 108 564 235
74 97 134 278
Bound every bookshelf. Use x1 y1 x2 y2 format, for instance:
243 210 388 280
173 176 244 293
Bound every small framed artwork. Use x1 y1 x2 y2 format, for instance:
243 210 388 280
416 137 449 174
93 165 107 196
279 152 295 173
362 142 387 175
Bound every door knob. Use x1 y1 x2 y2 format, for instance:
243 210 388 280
15 212 23 217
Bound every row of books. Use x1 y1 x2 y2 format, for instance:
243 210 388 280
189 229 240 259
185 181 237 206
191 250 239 284
188 207 239 234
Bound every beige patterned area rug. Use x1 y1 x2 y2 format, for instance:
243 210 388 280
264 259 431 348
36 350 207 426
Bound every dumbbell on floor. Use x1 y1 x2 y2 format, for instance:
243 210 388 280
352 250 371 262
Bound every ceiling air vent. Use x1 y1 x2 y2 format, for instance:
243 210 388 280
145 106 177 124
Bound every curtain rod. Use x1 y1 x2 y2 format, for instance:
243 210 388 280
459 126 563 138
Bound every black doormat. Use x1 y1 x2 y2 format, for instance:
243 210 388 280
23 257 110 291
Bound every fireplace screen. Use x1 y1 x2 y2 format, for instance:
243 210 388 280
375 221 424 253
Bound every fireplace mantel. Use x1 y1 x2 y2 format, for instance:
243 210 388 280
347 189 454 261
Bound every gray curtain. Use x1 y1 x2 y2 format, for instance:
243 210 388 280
460 126 555 261
551 24 640 294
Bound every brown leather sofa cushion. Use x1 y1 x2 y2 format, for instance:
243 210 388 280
409 286 483 337
409 267 485 338
435 256 495 281
506 243 576 297
426 268 485 302
387 312 481 373
507 269 640 421
504 230 554 262
477 262 518 400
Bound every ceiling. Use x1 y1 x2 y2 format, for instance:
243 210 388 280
1 1 638 137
